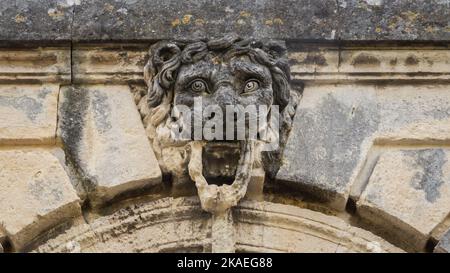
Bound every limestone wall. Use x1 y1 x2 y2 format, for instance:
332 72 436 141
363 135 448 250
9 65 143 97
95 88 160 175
0 0 450 253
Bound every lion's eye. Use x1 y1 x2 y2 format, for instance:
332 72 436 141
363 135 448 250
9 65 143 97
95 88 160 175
243 80 259 93
190 80 207 93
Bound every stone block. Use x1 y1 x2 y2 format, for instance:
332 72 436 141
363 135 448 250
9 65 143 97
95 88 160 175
276 84 450 210
0 148 81 250
58 85 162 206
357 149 450 250
0 84 59 145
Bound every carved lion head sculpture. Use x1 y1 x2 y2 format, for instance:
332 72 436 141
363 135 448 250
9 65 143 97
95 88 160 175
137 35 301 214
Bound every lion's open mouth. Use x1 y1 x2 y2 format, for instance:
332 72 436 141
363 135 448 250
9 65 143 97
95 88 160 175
202 141 241 186
188 139 255 214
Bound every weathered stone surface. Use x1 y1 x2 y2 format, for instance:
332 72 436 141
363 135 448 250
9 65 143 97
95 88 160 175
33 197 209 253
58 85 162 206
0 0 74 42
0 84 59 145
338 0 450 41
357 149 450 251
1 0 448 42
0 148 81 250
435 229 450 253
31 197 402 253
276 84 450 210
72 0 338 41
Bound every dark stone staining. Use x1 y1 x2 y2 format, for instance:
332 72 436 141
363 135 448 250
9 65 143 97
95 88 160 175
405 55 419 66
0 95 43 121
59 87 97 193
91 91 112 133
351 53 381 66
298 53 328 66
59 87 89 156
404 149 447 203
278 94 379 195
389 58 398 66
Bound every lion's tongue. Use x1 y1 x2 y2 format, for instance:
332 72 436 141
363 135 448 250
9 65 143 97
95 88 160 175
188 139 255 214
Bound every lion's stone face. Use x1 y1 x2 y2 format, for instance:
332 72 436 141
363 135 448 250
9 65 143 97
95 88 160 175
173 55 274 140
139 38 300 212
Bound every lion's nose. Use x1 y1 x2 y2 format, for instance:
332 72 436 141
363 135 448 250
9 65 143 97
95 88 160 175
214 84 236 109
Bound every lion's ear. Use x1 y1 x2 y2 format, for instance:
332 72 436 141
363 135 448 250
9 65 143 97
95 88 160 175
144 41 182 107
144 41 181 87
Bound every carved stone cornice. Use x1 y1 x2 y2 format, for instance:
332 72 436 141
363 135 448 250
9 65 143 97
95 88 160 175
2 44 449 85
289 45 450 83
0 47 70 84
72 44 148 84
70 44 450 84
